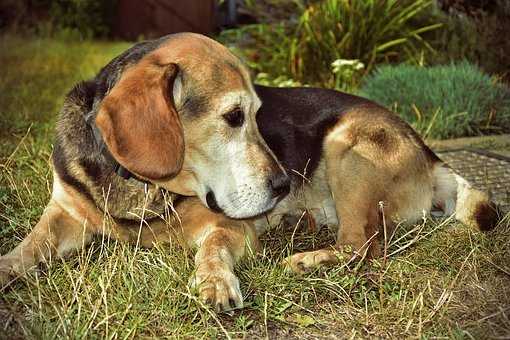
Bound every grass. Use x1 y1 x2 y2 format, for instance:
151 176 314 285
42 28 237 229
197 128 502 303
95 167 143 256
1 35 510 339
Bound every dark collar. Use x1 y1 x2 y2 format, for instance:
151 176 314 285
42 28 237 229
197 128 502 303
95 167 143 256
84 111 136 181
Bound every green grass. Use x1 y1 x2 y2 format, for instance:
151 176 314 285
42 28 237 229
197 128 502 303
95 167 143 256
1 35 510 339
360 62 510 139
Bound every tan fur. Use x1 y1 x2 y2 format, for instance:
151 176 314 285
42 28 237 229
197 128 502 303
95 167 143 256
0 192 93 279
283 249 341 274
0 171 258 310
178 199 259 311
257 106 436 262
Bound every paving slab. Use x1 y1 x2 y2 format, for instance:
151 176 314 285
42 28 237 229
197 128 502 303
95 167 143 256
436 149 510 212
429 134 510 212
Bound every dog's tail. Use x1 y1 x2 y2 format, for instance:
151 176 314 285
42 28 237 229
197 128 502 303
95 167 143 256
432 163 500 231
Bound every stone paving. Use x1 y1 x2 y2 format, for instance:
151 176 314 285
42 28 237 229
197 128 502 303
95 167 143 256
436 149 510 212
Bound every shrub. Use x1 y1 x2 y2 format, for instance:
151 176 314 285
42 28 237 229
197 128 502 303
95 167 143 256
359 62 510 139
220 0 441 91
221 22 297 82
0 0 116 38
290 0 440 85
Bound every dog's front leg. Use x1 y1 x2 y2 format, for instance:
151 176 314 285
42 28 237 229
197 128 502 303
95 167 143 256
176 198 259 312
0 200 94 286
190 225 252 312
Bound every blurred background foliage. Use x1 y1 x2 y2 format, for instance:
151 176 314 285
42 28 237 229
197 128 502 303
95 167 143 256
219 0 510 88
0 0 509 138
221 0 441 89
0 0 116 39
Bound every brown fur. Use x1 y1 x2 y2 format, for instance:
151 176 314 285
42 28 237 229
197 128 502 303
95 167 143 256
261 102 499 273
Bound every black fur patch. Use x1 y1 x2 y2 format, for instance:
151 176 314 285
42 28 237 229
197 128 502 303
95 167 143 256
473 201 500 231
422 143 442 164
369 127 394 152
79 158 103 180
112 215 162 227
52 142 95 203
181 88 209 117
51 36 183 229
255 85 364 181
67 80 96 110
172 194 187 208
52 81 99 203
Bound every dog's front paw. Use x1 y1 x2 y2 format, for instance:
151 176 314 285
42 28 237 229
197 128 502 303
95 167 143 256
189 265 243 313
0 256 23 288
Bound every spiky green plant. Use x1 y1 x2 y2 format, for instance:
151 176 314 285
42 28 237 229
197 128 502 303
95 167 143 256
220 0 441 90
291 0 441 85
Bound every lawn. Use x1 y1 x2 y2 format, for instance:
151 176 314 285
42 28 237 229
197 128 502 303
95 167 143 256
0 35 509 339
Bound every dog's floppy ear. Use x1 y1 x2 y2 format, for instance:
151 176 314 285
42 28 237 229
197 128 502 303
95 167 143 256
95 61 184 180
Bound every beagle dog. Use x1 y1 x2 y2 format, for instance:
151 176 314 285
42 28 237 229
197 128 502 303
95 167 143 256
0 34 500 313
0 33 289 311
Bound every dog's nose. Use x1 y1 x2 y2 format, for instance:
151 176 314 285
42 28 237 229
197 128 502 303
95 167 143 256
206 191 223 213
268 173 291 199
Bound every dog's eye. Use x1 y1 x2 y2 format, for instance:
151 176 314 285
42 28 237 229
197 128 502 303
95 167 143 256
222 108 244 128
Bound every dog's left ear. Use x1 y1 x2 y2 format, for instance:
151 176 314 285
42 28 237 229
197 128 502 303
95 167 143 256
95 61 184 180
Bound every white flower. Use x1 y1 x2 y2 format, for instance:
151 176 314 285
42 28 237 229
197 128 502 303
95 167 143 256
331 59 365 73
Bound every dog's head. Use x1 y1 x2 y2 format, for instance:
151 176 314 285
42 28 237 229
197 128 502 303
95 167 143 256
94 33 289 218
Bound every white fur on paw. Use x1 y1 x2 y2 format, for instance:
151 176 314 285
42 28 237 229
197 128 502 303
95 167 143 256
189 266 243 312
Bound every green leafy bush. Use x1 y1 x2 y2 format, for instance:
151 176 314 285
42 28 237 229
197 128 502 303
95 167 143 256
220 0 441 91
360 62 510 139
291 0 440 84
221 22 297 82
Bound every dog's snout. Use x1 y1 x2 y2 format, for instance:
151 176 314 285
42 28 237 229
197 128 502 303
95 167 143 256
268 173 290 199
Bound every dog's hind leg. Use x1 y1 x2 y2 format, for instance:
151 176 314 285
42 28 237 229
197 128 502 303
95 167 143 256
284 187 381 274
284 144 384 274
0 199 94 287
283 248 341 274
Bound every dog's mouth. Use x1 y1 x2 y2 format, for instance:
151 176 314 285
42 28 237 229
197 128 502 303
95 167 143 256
206 191 223 214
204 174 290 218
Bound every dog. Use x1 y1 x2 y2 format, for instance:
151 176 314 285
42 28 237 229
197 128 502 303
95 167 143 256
0 34 500 313
0 33 290 312
253 85 500 274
